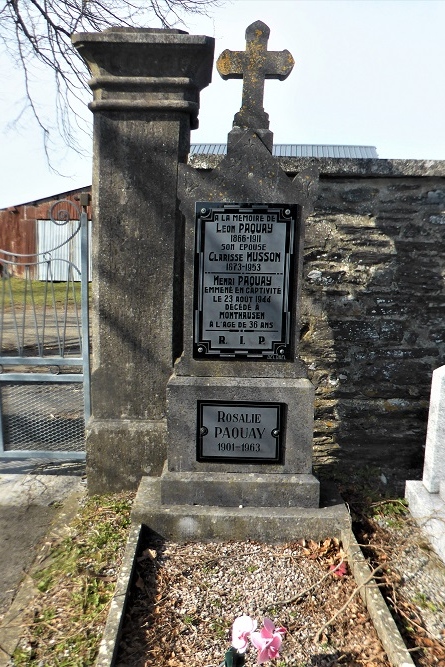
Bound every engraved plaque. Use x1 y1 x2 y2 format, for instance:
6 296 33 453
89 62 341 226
197 401 284 463
194 203 299 359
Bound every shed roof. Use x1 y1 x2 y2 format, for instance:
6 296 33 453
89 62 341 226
190 144 378 159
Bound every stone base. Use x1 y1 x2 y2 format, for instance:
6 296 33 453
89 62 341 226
86 419 167 494
405 480 445 564
167 375 315 474
160 466 319 508
133 476 350 542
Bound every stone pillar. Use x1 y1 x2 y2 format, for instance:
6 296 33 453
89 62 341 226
72 27 214 493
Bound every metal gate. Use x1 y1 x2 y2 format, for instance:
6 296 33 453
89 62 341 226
0 197 90 460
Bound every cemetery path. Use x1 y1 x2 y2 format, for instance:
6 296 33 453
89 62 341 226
0 461 85 620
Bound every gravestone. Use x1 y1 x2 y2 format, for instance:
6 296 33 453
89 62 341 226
134 21 350 541
406 365 445 563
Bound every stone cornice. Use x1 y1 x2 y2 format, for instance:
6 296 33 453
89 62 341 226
188 154 445 177
72 29 214 128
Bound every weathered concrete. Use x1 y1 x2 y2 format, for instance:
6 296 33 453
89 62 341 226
133 476 348 542
72 27 214 493
85 420 166 494
405 480 445 564
160 469 319 508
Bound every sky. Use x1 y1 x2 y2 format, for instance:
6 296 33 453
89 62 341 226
1 0 445 208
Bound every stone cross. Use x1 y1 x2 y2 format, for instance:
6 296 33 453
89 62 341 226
216 20 295 130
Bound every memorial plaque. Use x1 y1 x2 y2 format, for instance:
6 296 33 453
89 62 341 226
194 203 299 359
197 401 285 463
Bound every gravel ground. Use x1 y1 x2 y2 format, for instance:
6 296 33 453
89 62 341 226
117 536 390 667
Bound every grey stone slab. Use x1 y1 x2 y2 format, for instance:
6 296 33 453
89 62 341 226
160 469 319 508
166 375 315 475
405 480 445 564
133 476 349 543
422 364 445 493
0 473 82 507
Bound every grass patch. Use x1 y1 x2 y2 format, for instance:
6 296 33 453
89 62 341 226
370 498 408 527
412 592 443 613
12 492 134 667
1 277 85 310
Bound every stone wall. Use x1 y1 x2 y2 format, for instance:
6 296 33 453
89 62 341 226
190 155 445 478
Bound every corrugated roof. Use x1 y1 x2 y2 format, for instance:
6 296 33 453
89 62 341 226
190 144 378 159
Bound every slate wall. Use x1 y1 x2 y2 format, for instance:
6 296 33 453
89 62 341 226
190 156 445 478
301 161 445 477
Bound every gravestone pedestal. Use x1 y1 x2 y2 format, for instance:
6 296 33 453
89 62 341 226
133 476 349 542
165 376 319 508
406 365 445 563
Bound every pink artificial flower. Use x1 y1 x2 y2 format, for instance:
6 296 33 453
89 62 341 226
231 615 257 651
250 617 286 664
330 561 348 577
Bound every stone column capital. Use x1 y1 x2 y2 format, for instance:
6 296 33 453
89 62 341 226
72 28 215 129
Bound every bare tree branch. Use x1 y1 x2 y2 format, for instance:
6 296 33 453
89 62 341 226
1 0 223 165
